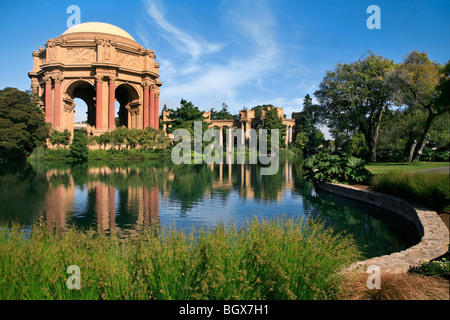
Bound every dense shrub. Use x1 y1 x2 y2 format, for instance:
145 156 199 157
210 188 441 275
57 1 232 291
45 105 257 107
303 152 372 184
49 129 71 148
420 148 450 162
44 148 71 161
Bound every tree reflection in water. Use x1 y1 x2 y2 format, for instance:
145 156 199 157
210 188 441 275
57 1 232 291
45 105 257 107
0 157 419 258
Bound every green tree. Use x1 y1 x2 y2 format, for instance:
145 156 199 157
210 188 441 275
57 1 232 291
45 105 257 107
166 99 209 133
166 99 210 152
314 53 394 162
210 103 235 120
0 87 50 161
252 104 275 121
262 107 286 151
387 51 448 162
436 61 450 109
69 129 89 162
295 94 325 157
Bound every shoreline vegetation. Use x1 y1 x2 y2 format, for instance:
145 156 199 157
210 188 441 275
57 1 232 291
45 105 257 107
371 172 450 214
30 145 301 163
0 217 360 300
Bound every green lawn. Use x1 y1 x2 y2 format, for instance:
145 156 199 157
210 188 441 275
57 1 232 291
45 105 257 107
365 162 450 175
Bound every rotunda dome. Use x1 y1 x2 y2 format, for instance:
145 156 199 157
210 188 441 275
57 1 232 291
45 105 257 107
62 22 135 41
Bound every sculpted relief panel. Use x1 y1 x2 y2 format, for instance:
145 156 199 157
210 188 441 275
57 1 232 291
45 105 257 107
66 47 96 63
116 51 140 69
103 44 112 62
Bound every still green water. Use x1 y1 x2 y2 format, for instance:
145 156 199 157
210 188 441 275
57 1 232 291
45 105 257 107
0 159 420 259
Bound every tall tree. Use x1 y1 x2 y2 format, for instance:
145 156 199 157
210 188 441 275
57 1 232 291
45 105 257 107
0 87 50 161
314 53 394 162
295 94 325 157
166 99 210 154
210 103 234 120
436 61 450 108
262 107 286 150
166 99 209 134
388 51 448 161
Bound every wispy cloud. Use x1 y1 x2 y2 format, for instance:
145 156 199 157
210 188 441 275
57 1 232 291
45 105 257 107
138 0 283 111
141 0 224 62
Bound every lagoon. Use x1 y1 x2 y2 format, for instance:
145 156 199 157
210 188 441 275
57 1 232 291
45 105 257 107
0 159 419 259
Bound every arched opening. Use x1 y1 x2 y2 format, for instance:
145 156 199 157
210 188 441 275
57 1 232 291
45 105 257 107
73 98 88 129
115 100 121 127
66 80 96 133
115 85 129 128
115 83 140 129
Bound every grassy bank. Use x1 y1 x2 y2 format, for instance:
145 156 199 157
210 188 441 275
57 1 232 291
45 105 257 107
365 162 449 175
371 172 450 213
0 218 360 300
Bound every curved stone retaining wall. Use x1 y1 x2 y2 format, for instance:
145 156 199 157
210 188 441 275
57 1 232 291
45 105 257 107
316 182 449 274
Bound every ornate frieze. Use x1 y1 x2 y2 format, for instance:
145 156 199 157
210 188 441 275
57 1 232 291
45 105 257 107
67 47 96 63
116 51 139 69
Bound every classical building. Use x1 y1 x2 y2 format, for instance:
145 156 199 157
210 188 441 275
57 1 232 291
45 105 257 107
28 22 162 136
162 106 297 146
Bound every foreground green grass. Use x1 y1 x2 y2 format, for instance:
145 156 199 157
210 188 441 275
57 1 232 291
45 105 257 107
365 162 449 175
0 218 360 300
371 172 450 213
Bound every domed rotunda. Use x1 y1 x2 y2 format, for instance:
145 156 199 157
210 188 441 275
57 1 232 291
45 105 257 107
28 22 162 135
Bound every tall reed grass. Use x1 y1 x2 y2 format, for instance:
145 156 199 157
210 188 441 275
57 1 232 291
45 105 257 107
0 217 360 300
371 172 450 213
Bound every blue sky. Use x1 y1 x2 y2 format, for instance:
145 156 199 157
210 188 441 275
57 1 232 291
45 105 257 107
1 0 449 124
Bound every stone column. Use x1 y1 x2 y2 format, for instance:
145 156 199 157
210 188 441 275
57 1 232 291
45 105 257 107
226 127 233 154
130 109 139 129
143 82 149 129
54 77 62 128
154 91 160 130
108 77 116 130
44 76 52 124
241 121 245 146
285 126 289 146
95 76 103 130
219 126 223 147
149 86 155 129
